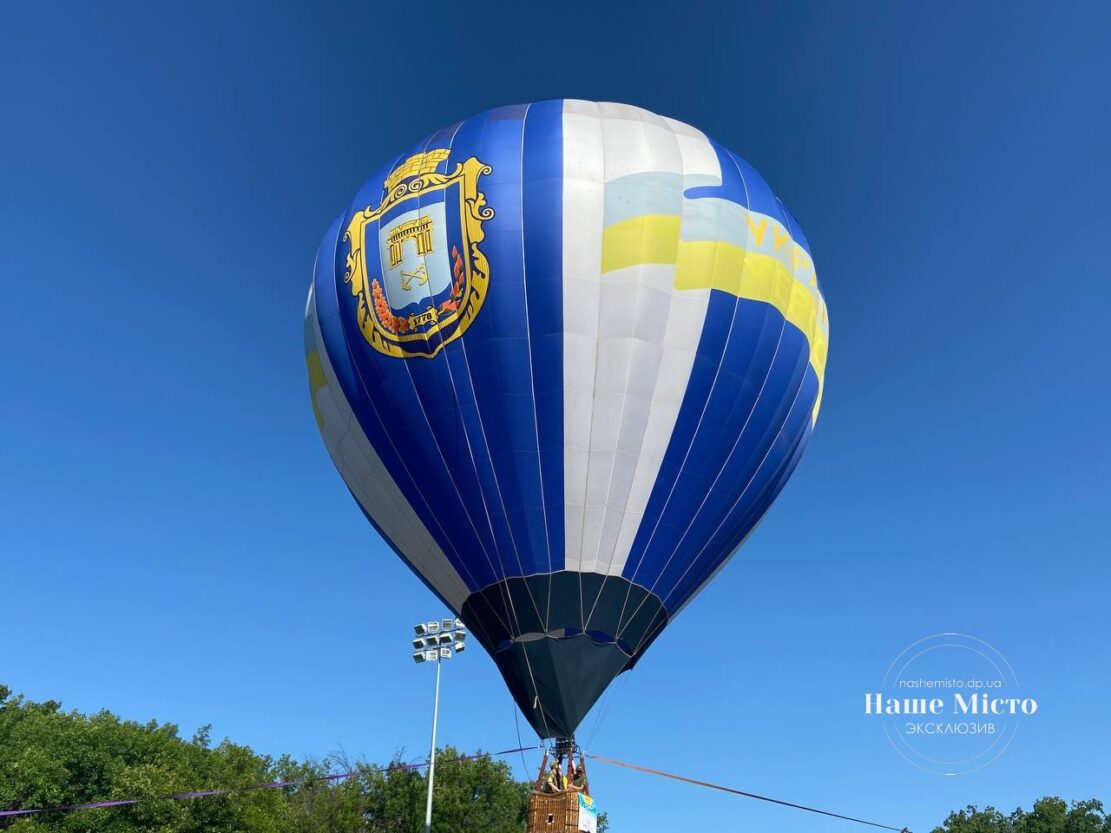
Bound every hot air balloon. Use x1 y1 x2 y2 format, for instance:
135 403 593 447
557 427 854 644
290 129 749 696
304 100 828 743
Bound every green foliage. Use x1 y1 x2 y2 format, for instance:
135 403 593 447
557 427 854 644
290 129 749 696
415 749 532 833
932 797 1111 833
277 748 536 833
0 685 607 833
0 685 286 833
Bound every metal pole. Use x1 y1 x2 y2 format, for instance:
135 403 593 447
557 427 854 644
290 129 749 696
423 655 441 833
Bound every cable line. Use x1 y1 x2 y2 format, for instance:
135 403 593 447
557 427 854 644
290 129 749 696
587 752 909 833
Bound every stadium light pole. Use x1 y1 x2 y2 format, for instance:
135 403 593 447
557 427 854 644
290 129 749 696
411 618 467 833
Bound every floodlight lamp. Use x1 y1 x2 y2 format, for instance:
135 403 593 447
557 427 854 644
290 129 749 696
454 641 467 653
414 623 428 637
438 633 452 645
454 630 466 642
413 651 427 664
441 618 455 631
439 647 452 660
423 636 440 649
454 618 465 630
426 621 441 634
412 638 424 650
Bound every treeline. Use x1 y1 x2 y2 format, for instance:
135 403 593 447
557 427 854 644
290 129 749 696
0 684 540 832
2 684 1104 833
932 798 1111 833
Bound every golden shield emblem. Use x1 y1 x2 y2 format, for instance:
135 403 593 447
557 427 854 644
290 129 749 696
342 149 494 358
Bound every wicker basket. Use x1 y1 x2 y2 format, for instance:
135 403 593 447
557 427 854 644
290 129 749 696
527 790 585 833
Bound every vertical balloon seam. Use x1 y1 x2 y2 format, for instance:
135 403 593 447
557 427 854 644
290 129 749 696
624 147 811 634
471 107 548 625
471 106 550 625
572 100 610 633
320 147 498 595
623 142 821 631
591 109 675 653
586 104 667 627
518 101 556 632
315 111 564 737
580 108 651 590
595 109 662 581
577 102 628 633
342 132 507 584
608 149 755 644
602 107 679 585
611 138 758 639
446 106 553 738
581 109 688 636
315 227 491 603
660 376 813 617
537 102 663 735
644 346 810 642
423 111 554 735
507 102 558 738
401 115 520 612
649 157 821 620
563 100 594 630
633 143 784 613
666 520 763 623
582 106 719 653
568 100 617 633
616 141 765 635
594 112 657 575
518 101 566 597
560 103 578 631
308 275 475 612
415 115 516 596
440 109 544 648
436 114 522 615
623 176 794 635
447 112 534 602
325 143 506 600
576 101 612 633
466 109 544 626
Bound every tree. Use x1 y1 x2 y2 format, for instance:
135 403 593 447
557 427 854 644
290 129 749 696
0 685 607 833
0 685 288 833
933 797 1111 833
278 748 529 833
279 748 607 833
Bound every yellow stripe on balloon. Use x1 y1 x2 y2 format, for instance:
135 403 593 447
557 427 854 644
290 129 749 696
600 214 681 273
305 351 327 431
601 216 829 423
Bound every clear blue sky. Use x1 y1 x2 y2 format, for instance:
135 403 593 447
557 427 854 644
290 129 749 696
2 2 1108 831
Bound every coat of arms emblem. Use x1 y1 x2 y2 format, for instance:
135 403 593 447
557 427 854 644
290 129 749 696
342 149 494 358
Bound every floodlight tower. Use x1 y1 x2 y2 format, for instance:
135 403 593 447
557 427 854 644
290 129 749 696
411 617 467 833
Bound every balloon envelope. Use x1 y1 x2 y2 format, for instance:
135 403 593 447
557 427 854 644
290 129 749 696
305 101 828 739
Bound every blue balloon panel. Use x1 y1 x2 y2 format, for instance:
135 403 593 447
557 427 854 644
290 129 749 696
305 100 829 738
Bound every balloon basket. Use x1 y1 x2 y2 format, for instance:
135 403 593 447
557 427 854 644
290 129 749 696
528 790 585 833
527 745 596 833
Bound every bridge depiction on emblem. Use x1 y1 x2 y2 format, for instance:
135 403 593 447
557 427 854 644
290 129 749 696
387 216 434 267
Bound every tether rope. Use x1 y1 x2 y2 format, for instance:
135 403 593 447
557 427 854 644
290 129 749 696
586 752 909 832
